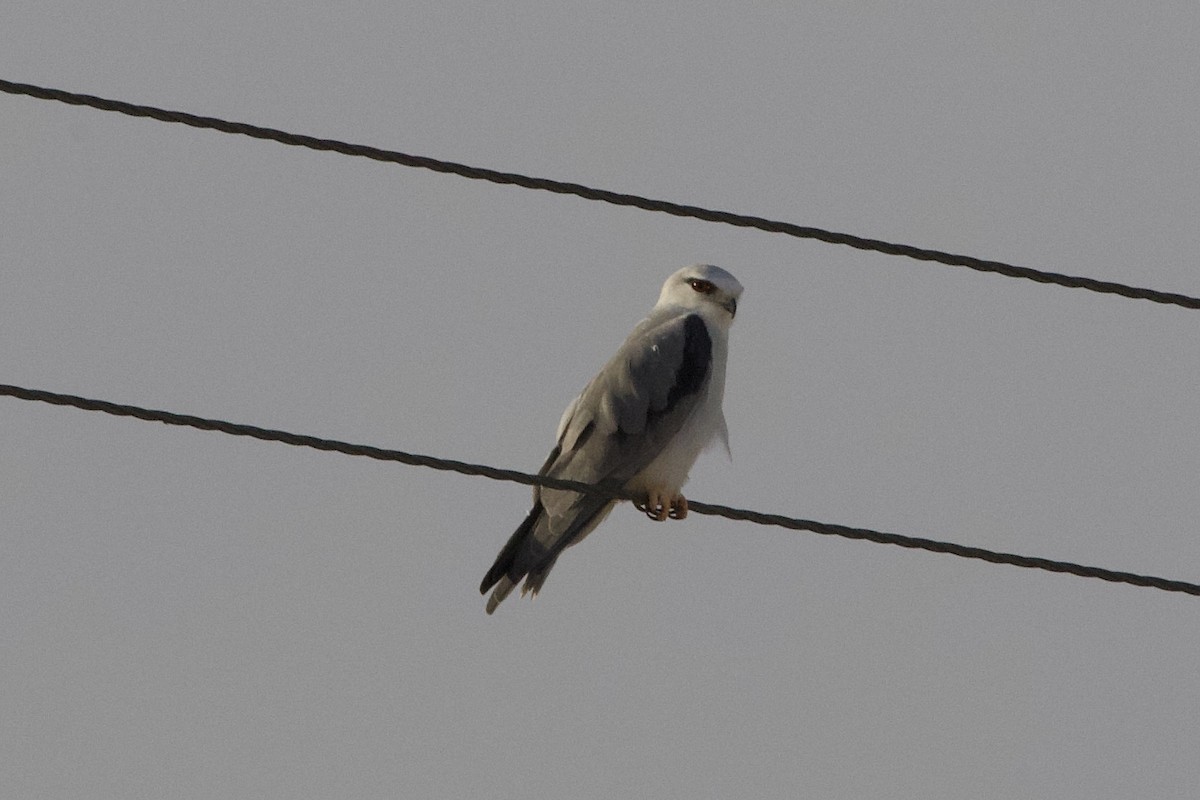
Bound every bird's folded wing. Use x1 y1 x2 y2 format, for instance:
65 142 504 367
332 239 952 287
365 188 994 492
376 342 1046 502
537 311 713 530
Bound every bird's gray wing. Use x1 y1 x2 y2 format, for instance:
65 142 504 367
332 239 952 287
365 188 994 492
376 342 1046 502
538 310 712 533
480 311 713 607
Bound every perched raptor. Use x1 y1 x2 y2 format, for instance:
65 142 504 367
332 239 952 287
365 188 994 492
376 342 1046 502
480 264 743 613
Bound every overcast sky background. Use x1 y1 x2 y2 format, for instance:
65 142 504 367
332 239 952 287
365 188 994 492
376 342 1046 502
3 4 1199 798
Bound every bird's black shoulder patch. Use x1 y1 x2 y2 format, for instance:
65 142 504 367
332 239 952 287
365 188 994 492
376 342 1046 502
665 314 712 410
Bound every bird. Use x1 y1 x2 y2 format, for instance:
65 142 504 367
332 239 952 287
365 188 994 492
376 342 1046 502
480 264 743 613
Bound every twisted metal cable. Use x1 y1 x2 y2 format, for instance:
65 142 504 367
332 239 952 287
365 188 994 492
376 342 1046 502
3 383 1196 598
3 78 1199 311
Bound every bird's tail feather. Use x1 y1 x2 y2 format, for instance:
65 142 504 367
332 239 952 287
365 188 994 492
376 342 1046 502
486 577 517 615
521 557 558 599
481 497 615 614
480 506 540 596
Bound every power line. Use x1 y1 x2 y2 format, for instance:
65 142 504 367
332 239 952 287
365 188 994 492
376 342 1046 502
2 382 1196 598
3 77 1199 312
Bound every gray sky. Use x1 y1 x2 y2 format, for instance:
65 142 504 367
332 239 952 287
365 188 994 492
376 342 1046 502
3 3 1199 798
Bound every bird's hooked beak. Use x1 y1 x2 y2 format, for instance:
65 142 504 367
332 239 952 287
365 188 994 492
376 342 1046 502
723 297 738 318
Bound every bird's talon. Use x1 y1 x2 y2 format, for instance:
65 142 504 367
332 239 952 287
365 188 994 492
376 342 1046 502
638 491 687 521
668 495 688 520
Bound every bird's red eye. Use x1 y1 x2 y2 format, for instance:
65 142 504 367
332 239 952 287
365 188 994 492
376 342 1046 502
688 279 716 294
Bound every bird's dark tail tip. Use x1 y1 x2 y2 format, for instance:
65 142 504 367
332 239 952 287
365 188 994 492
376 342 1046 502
480 506 541 612
485 577 517 614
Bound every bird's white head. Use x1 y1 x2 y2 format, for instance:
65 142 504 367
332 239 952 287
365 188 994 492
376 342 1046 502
655 264 744 328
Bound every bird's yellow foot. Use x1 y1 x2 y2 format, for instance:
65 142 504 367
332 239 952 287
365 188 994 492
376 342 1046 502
637 488 688 521
669 495 688 520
